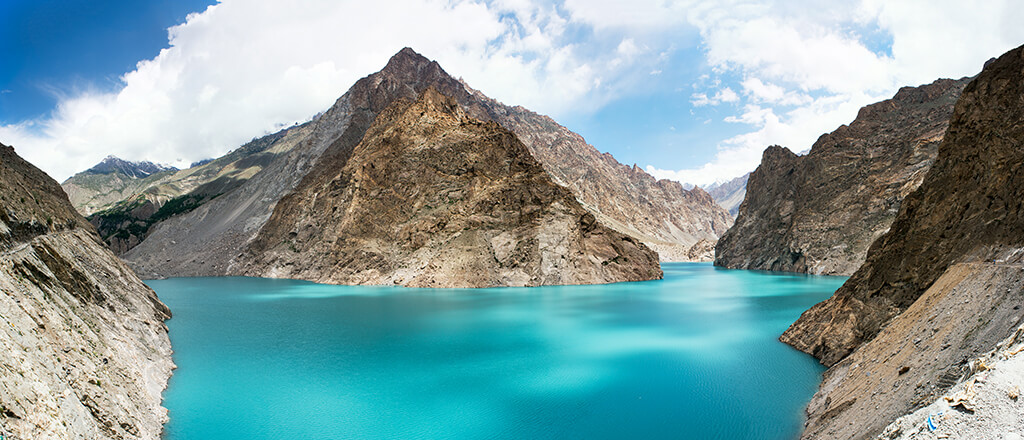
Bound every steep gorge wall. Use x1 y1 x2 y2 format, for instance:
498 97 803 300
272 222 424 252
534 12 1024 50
237 88 662 287
0 144 172 440
783 44 1024 439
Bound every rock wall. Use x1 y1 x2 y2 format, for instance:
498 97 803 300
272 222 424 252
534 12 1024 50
124 48 729 279
0 144 173 439
715 77 969 276
782 44 1024 439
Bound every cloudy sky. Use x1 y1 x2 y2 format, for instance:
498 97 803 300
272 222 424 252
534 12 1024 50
2 0 1023 185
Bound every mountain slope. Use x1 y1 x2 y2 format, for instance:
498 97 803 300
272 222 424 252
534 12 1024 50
715 77 969 276
0 143 172 439
704 173 748 217
62 157 179 216
238 88 661 287
456 80 733 260
781 44 1024 439
63 123 312 254
124 48 730 279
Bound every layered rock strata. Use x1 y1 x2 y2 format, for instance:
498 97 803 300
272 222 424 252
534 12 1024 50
0 144 173 439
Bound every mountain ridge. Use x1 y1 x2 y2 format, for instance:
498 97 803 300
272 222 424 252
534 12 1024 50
237 87 662 286
783 43 1024 439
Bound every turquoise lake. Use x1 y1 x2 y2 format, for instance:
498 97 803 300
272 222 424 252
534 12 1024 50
150 263 846 439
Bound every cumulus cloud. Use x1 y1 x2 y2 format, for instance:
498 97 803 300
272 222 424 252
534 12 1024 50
645 0 1024 186
4 0 1024 187
1 0 665 181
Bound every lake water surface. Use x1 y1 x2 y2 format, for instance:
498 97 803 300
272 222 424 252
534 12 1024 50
151 263 845 439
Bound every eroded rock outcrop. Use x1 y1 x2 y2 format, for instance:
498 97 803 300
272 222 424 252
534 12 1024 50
715 77 969 276
0 144 172 439
783 44 1024 439
237 88 661 287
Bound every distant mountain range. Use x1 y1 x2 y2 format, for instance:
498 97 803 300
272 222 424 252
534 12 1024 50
702 173 749 217
82 155 177 178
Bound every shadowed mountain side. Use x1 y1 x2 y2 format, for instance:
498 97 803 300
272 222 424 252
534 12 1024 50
781 43 1024 440
715 77 969 276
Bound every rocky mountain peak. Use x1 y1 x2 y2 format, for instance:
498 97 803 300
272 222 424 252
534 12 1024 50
237 87 662 287
81 155 177 179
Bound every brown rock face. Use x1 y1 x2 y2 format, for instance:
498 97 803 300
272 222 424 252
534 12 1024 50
715 77 969 276
783 44 1024 439
124 48 728 279
237 88 662 287
458 83 733 260
684 239 716 262
0 144 173 439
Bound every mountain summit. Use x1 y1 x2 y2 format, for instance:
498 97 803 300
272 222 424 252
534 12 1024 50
239 87 662 286
82 155 177 178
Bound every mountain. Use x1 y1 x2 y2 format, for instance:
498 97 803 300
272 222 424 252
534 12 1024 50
62 123 313 254
123 48 731 280
782 44 1024 439
715 77 970 276
62 157 179 216
237 88 661 287
83 156 176 178
0 143 172 439
703 173 749 216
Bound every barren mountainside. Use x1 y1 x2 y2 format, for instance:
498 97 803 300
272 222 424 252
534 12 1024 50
124 48 730 279
0 144 173 439
781 44 1024 439
715 77 969 276
63 124 312 254
237 88 662 287
704 173 748 217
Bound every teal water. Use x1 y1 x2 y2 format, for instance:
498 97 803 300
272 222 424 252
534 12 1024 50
151 263 845 440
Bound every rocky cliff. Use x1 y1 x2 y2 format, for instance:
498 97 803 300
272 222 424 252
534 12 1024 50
715 77 969 276
237 88 661 287
124 48 729 280
0 143 173 439
782 44 1024 439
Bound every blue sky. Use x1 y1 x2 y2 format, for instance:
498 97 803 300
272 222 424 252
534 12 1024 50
0 0 216 121
2 0 1023 185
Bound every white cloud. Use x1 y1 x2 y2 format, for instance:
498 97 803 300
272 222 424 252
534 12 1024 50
645 0 1024 186
690 87 739 107
1 0 666 181
4 0 1024 188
